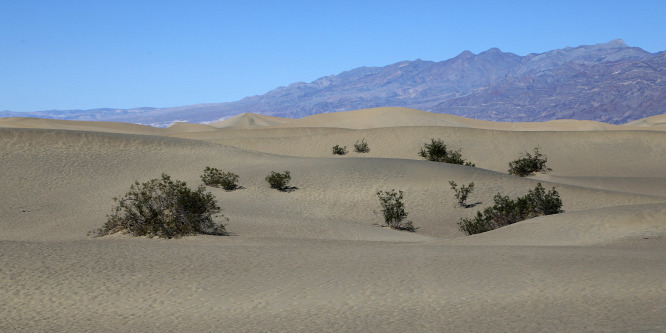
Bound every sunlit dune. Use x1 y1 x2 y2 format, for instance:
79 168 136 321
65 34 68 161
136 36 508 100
2 108 665 332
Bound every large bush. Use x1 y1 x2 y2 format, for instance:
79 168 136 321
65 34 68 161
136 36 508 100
458 183 562 235
508 148 552 177
201 167 240 190
266 170 292 191
419 138 475 166
353 138 370 153
376 189 415 232
95 174 227 239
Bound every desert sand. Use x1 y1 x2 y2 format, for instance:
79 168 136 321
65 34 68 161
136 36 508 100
1 107 665 332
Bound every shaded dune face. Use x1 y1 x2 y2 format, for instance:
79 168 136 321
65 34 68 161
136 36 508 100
1 108 665 332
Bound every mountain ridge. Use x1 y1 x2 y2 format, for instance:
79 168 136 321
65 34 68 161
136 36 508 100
2 39 664 126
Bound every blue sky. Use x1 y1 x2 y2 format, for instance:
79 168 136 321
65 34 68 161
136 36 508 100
2 0 665 112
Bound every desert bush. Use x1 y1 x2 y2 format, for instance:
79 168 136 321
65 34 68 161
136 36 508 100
201 167 240 190
353 138 370 153
458 183 562 235
332 145 348 155
266 170 292 191
456 210 497 235
95 174 226 239
526 181 563 215
508 148 552 177
376 189 415 232
449 181 475 208
419 138 475 166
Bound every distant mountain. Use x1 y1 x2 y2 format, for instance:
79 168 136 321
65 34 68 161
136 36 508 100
3 39 664 126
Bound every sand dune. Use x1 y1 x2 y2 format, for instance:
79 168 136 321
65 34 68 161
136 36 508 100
2 108 665 332
211 112 293 129
200 107 666 131
624 113 666 129
0 116 163 135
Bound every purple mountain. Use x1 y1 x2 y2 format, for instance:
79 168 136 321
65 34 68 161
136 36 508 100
3 39 664 126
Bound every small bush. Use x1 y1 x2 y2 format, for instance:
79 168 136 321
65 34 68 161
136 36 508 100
419 138 475 166
458 183 562 235
449 181 475 208
508 148 552 177
353 138 370 153
376 189 415 232
266 170 292 191
94 174 226 239
332 145 348 155
201 167 240 190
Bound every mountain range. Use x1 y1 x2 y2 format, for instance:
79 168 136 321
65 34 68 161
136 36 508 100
2 39 664 126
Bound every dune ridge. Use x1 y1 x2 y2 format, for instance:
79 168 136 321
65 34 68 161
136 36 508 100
2 108 665 332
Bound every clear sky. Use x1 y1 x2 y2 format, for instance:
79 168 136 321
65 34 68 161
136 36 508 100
2 0 665 112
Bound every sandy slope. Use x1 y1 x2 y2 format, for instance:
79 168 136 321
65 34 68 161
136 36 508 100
624 113 666 129
1 108 665 332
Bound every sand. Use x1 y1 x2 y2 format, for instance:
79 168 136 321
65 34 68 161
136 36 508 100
1 107 665 332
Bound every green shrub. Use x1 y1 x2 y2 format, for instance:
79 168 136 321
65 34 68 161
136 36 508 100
332 145 348 155
201 167 240 190
457 210 497 235
266 170 292 191
95 174 226 239
376 189 415 232
353 138 370 153
449 181 475 208
458 183 562 235
419 138 475 166
508 148 552 177
526 181 563 215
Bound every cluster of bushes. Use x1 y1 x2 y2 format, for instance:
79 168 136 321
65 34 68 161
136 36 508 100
201 168 294 192
332 138 370 155
417 139 553 178
457 183 563 235
419 138 475 167
96 138 560 239
378 144 556 235
95 168 297 238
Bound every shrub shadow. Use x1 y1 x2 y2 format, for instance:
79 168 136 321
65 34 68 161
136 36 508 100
278 186 299 193
224 185 246 192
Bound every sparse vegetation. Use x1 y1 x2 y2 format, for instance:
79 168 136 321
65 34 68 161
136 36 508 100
201 167 240 190
508 147 552 177
353 138 370 153
266 170 292 191
376 189 415 232
419 138 475 166
332 145 348 155
449 181 475 208
94 174 226 239
458 183 562 235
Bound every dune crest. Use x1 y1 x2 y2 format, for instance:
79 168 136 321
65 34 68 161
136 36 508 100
211 112 293 129
623 113 666 129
